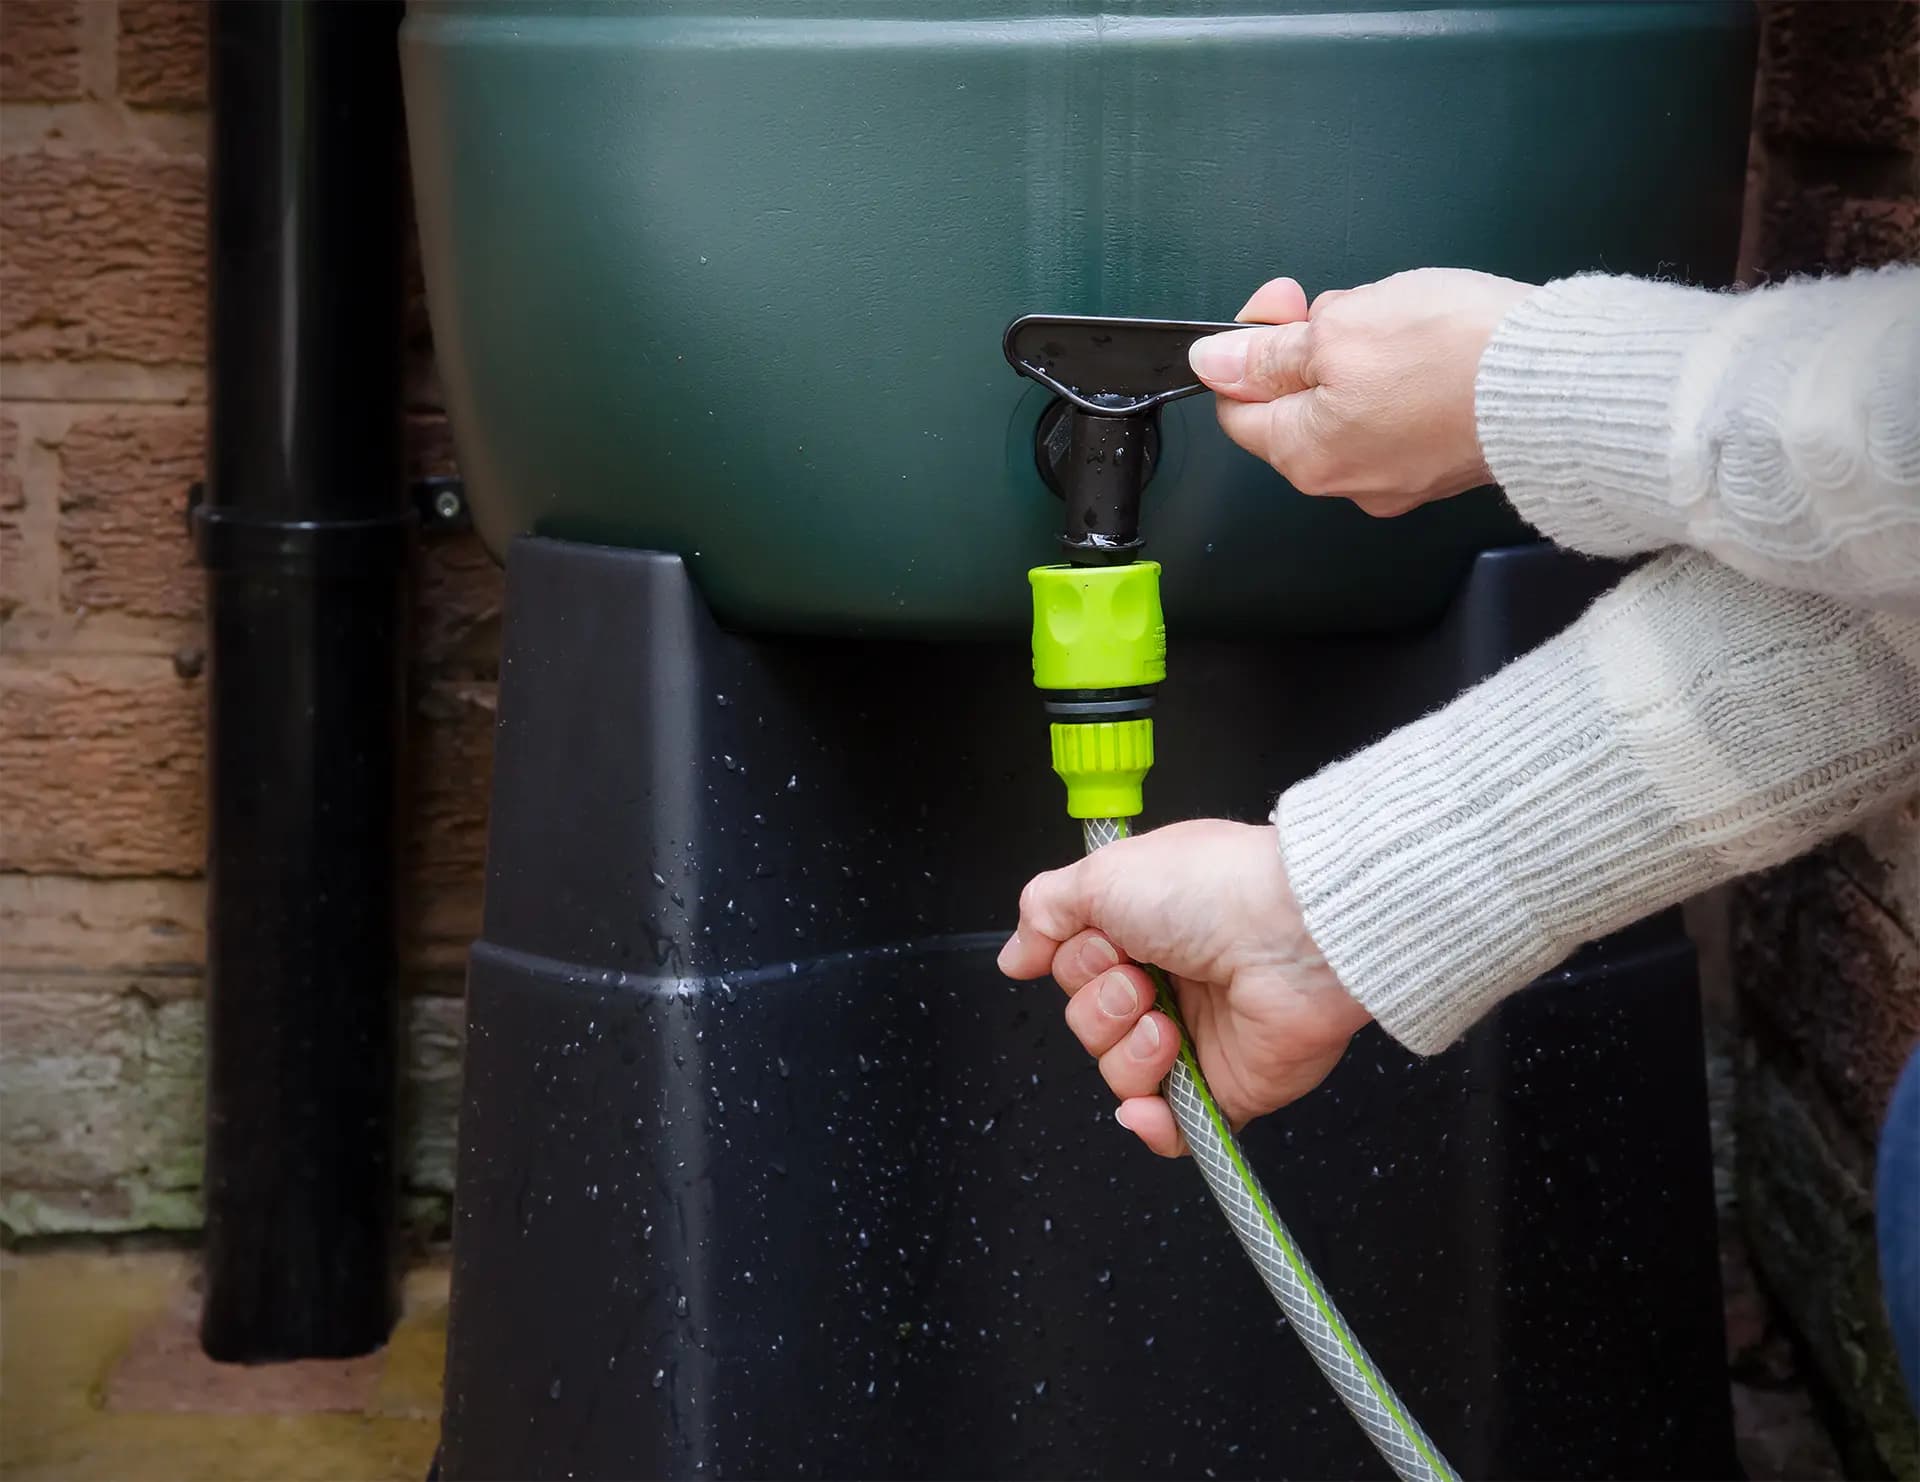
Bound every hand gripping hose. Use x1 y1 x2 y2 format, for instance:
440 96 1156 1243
1033 563 1455 1482
1081 816 1455 1482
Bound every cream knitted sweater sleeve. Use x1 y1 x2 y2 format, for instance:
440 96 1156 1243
1276 268 1920 1055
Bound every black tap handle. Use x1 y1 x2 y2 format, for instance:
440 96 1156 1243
1003 314 1244 417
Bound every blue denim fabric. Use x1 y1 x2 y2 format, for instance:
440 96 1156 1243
1878 1043 1920 1414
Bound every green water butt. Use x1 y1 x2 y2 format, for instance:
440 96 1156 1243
402 0 1754 638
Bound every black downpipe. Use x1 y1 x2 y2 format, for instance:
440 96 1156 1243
196 0 411 1361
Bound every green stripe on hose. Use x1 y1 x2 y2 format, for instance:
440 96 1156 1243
1146 963 1455 1481
1092 815 1455 1482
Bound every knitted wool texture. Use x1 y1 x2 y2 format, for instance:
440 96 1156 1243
1278 268 1920 1053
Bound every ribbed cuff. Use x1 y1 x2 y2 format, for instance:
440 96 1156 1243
1476 275 1736 558
1274 559 1713 1054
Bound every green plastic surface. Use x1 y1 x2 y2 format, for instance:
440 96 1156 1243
1051 720 1156 820
400 0 1754 638
1030 563 1166 691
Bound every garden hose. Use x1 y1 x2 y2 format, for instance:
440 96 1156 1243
1033 562 1456 1482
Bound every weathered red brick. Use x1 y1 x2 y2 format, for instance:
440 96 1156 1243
402 680 494 967
59 409 203 621
406 885 482 974
1829 196 1920 272
0 875 205 973
1757 0 1920 153
1751 180 1830 281
407 411 457 484
0 1 82 102
1737 1053 1915 1476
1 411 24 618
1733 815 1920 1139
1754 180 1920 277
405 679 494 894
0 150 205 364
0 655 204 876
417 533 505 669
117 0 205 108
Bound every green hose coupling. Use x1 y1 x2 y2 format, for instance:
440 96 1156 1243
1030 562 1165 819
1030 562 1166 690
1050 718 1154 819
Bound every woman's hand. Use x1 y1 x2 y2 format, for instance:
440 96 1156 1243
997 820 1371 1156
1188 268 1534 516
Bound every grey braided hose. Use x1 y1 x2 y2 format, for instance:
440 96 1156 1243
1082 816 1456 1482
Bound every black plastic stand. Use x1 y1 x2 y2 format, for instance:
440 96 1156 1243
437 537 1733 1481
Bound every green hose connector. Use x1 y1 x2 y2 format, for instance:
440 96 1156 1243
1030 561 1165 819
1029 561 1166 691
1049 718 1153 819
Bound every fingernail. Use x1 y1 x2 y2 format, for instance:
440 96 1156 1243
1114 1104 1136 1131
1189 331 1249 385
995 932 1019 972
1095 968 1137 1019
1080 935 1119 978
1127 1015 1161 1060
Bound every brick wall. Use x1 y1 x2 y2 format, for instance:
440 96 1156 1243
1731 3 1920 1474
0 1 502 1237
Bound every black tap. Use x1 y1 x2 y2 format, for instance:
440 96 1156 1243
1004 314 1241 564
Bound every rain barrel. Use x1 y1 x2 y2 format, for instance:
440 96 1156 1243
403 0 1754 638
402 3 1756 1478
